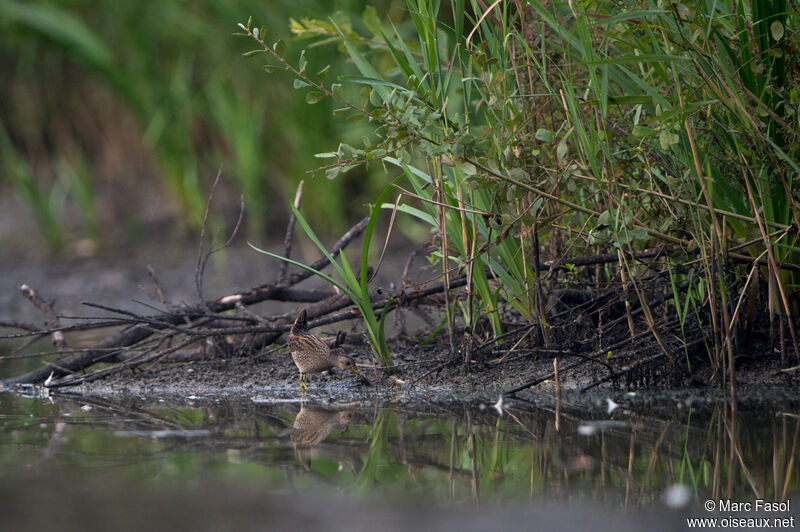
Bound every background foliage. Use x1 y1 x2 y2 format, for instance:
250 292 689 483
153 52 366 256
0 0 396 250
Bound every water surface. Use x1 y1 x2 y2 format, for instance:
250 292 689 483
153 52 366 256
1 388 797 530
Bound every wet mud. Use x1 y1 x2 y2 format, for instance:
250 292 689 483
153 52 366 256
44 337 798 418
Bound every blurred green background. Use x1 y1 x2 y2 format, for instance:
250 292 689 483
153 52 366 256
0 0 400 254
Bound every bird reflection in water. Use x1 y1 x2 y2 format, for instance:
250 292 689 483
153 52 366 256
291 403 357 447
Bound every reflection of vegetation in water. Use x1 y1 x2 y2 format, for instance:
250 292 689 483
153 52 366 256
1 393 798 507
353 408 401 494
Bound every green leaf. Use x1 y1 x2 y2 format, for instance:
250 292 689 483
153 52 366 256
457 133 475 145
381 203 437 227
585 54 689 65
305 91 325 104
369 87 383 106
362 5 382 37
607 95 654 105
298 50 307 73
659 130 679 150
242 49 265 57
770 20 784 41
508 168 527 181
590 9 667 26
248 243 353 299
272 39 285 58
631 227 648 241
289 204 350 286
556 141 568 164
337 249 361 296
317 65 331 79
293 79 310 89
264 64 283 73
384 157 432 184
535 129 553 142
457 161 477 175
339 75 412 94
331 20 389 102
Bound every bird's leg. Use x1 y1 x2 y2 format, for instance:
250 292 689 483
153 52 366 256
299 373 308 391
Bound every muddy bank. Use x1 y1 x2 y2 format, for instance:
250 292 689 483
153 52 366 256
34 336 798 415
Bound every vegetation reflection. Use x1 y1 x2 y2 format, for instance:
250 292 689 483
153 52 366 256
4 392 795 507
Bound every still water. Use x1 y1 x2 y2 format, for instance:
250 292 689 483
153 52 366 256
0 389 797 531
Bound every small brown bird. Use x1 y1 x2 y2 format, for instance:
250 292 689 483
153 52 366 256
287 309 364 390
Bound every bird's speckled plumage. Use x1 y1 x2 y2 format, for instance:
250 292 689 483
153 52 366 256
287 309 361 389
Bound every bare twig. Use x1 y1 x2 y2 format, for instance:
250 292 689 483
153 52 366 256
20 284 66 350
144 266 176 312
369 193 401 283
195 168 245 303
0 320 40 332
277 180 304 285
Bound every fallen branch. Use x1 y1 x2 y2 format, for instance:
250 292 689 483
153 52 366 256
2 217 370 386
